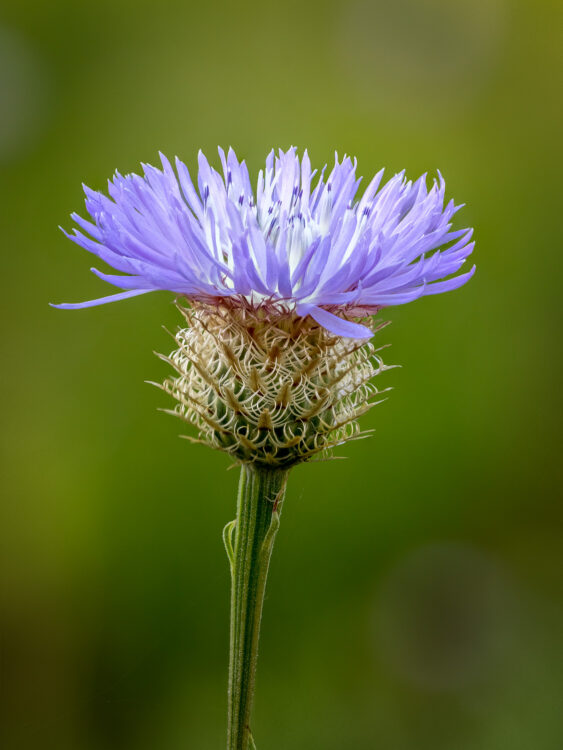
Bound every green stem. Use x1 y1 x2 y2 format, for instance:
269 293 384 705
225 464 289 750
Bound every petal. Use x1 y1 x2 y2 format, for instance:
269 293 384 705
299 304 373 339
50 289 153 309
423 265 476 295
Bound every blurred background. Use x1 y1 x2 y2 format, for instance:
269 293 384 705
1 0 562 748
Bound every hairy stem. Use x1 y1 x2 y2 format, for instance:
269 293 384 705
226 464 288 750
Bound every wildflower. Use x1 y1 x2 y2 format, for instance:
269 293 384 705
54 148 474 465
54 148 475 750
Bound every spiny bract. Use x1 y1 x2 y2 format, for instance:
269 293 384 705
158 303 392 466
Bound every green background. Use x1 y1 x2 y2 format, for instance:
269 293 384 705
1 0 562 748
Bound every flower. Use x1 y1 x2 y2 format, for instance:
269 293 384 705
54 147 475 464
53 147 475 338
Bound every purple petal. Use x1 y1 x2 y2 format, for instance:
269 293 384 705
300 305 373 339
51 289 153 309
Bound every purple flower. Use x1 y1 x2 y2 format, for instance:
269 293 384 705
54 148 475 338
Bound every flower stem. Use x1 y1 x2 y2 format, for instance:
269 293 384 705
225 464 289 750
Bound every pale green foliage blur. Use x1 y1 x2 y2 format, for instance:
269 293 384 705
1 1 562 748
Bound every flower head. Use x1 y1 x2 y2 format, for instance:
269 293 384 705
54 148 475 465
54 147 474 338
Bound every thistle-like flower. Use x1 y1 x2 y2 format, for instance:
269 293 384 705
54 147 474 750
55 147 474 465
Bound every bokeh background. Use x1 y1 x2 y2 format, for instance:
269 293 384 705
1 1 562 748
